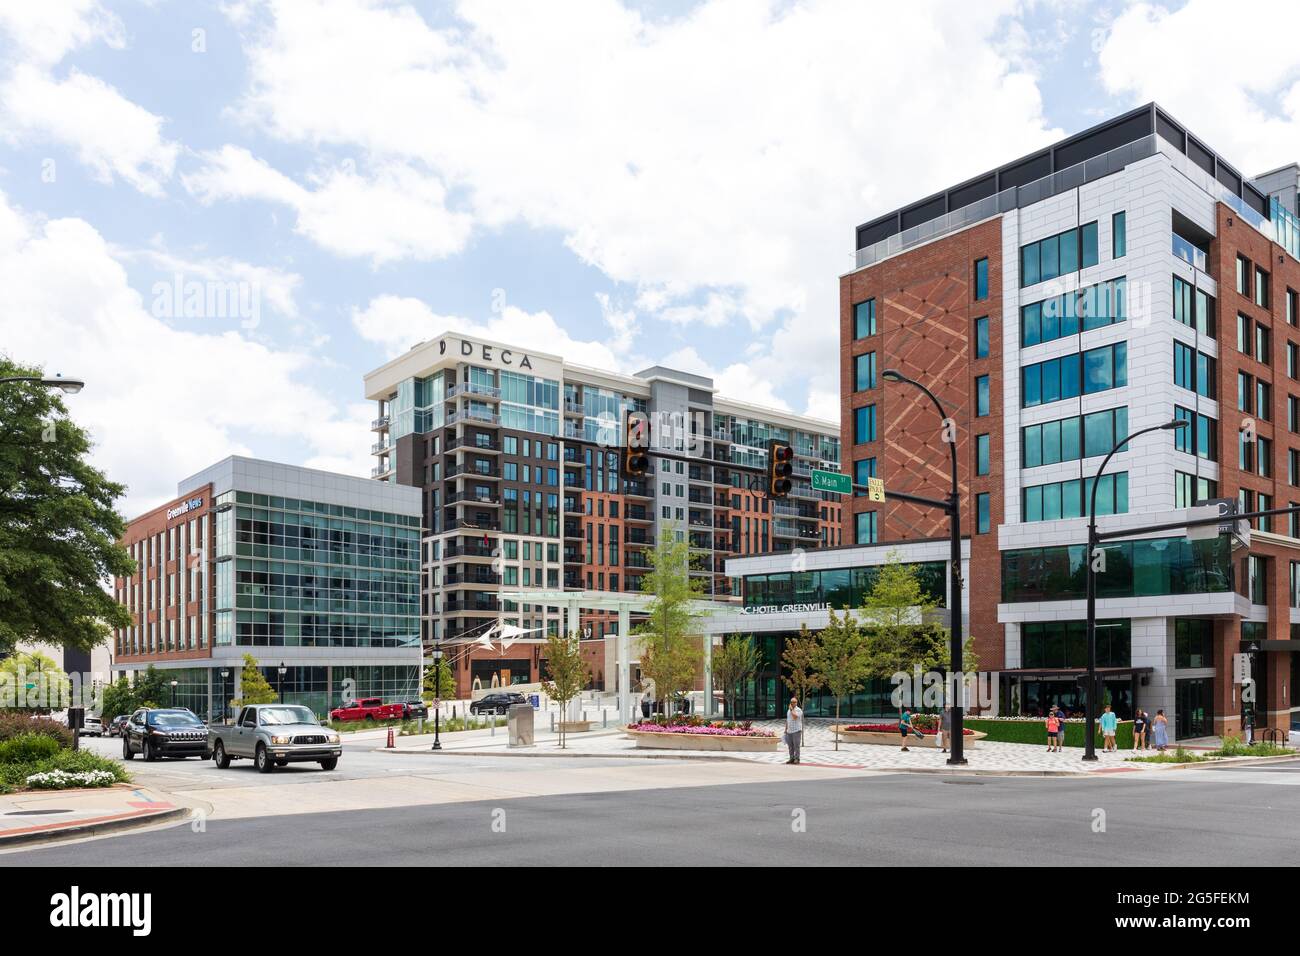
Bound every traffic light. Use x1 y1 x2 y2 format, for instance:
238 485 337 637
766 439 793 499
623 408 650 478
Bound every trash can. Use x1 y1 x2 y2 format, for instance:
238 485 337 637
508 703 535 748
640 698 651 719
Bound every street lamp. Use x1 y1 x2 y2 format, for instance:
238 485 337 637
220 669 230 724
880 368 966 765
0 374 84 394
277 662 287 704
1083 418 1188 761
169 679 178 708
431 648 444 751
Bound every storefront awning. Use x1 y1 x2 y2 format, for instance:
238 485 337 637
1000 667 1154 680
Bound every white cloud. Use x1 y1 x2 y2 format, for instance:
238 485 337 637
223 0 1060 425
184 145 472 264
118 244 303 321
0 5 179 197
0 0 123 66
0 191 369 517
1099 1 1300 175
351 294 635 370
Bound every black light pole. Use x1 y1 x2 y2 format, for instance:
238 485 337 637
431 648 444 751
881 368 966 765
277 662 287 704
220 669 230 724
1083 418 1188 761
0 375 84 393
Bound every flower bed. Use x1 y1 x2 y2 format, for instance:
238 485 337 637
624 721 780 752
25 769 117 790
832 724 986 749
0 727 130 793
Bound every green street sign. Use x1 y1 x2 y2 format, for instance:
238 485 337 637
810 469 852 495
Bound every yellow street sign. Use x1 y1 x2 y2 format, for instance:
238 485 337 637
867 477 885 502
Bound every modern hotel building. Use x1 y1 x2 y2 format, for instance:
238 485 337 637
363 333 842 697
110 457 423 718
722 103 1300 738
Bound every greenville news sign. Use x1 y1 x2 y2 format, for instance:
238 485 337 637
166 496 204 521
740 603 828 615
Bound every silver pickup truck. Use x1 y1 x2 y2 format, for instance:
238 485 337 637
208 704 343 773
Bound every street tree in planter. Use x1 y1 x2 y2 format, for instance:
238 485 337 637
781 625 820 720
0 648 67 711
812 609 871 751
234 653 277 707
423 657 456 702
0 359 134 655
712 635 760 721
541 631 591 749
635 526 703 717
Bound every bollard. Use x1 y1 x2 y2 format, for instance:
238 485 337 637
386 726 395 749
550 713 555 733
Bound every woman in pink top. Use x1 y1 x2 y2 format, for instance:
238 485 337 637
1046 709 1061 752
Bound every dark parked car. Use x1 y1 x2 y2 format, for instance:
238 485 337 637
122 708 208 761
470 692 528 715
106 715 130 737
402 700 429 719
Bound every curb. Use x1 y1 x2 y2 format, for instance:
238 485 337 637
0 806 192 851
1122 752 1300 772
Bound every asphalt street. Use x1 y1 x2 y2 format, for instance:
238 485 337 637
7 756 1300 866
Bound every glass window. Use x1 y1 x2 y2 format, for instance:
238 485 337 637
976 375 990 416
977 493 990 533
854 405 876 444
854 298 876 339
976 434 990 476
1112 211 1126 258
974 316 989 359
855 511 878 544
1081 222 1099 268
854 352 876 391
974 258 988 300
853 458 876 493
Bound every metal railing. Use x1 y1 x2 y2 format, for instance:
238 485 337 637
1172 233 1207 271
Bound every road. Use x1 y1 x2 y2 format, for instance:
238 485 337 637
8 738 1300 866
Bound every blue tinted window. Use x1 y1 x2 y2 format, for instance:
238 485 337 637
976 375 990 416
974 258 989 300
975 317 989 359
854 299 876 338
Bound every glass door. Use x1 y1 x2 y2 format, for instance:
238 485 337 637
1175 677 1212 739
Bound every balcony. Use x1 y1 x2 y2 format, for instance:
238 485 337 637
370 441 391 456
623 482 652 499
444 596 499 613
370 464 392 479
449 517 500 533
443 541 497 560
447 464 501 480
564 398 585 417
447 407 500 426
446 491 501 507
625 506 653 523
626 532 655 547
371 415 390 431
447 382 501 401
444 569 502 587
563 421 583 440
1172 232 1208 271
563 521 582 540
772 520 822 540
446 435 500 454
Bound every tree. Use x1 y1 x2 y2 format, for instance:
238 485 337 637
101 675 138 722
713 635 759 720
812 609 872 751
541 631 591 749
0 359 135 654
781 625 820 718
133 664 169 709
635 525 703 716
423 657 456 702
0 648 68 711
234 653 277 706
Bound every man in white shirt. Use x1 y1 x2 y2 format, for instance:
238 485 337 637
785 696 804 764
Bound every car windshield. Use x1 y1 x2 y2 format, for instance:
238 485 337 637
258 706 318 726
151 712 202 728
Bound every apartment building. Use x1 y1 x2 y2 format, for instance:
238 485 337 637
833 102 1300 740
363 333 841 696
111 457 423 718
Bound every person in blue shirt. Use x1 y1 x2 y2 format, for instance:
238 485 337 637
899 706 915 752
1098 704 1119 752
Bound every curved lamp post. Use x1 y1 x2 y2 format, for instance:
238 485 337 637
0 375 84 393
1083 418 1188 761
880 368 966 765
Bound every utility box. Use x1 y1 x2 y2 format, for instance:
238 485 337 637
507 703 535 748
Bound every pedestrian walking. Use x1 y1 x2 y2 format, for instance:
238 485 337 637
1152 709 1169 752
938 706 952 753
1045 707 1060 752
1099 704 1118 753
784 696 803 764
1133 709 1147 750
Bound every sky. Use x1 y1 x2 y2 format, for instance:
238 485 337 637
3 0 1300 519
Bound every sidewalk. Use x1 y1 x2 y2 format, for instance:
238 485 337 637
382 719 1269 776
0 784 191 849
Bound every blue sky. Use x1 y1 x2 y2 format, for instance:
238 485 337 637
2 0 1299 517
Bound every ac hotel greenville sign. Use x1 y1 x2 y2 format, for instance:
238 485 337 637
166 496 204 521
741 603 828 615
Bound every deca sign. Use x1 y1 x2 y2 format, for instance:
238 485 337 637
166 496 204 521
439 337 533 370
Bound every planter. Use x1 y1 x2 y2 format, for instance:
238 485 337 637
832 725 987 749
623 727 781 752
558 720 594 733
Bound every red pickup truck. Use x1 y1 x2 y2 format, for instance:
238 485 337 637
328 697 404 722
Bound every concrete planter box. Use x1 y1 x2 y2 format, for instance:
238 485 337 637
558 720 594 733
832 726 988 748
624 727 781 752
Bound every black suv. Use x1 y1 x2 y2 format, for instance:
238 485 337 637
402 700 430 719
122 708 208 761
470 692 528 715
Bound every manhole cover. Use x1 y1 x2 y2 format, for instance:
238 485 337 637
5 809 74 816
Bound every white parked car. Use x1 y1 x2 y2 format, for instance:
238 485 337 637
81 715 103 736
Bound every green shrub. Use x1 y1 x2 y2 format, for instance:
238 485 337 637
0 747 130 789
0 733 62 763
0 711 73 748
1210 737 1292 758
1128 747 1208 764
964 717 1134 749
